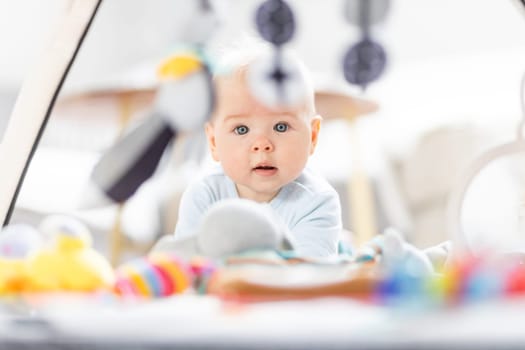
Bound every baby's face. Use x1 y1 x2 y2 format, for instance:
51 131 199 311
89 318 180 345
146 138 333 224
205 72 320 202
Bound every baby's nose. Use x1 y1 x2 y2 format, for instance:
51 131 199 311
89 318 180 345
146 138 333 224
251 137 274 152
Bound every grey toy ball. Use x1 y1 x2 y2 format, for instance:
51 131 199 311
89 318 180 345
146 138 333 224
342 38 386 88
255 0 295 46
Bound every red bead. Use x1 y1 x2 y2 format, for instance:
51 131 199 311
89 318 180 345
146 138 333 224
505 264 525 295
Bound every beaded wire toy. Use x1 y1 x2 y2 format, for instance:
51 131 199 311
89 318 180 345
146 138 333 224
342 0 389 90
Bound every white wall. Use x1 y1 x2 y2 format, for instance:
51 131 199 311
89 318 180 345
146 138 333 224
2 0 525 172
0 1 65 88
1 0 524 90
1 0 525 142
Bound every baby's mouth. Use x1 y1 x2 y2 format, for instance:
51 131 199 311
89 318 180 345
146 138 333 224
253 164 278 176
253 165 277 171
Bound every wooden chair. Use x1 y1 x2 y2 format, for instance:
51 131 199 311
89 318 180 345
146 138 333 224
314 90 379 247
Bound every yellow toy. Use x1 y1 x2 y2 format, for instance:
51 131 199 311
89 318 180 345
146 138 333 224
24 215 115 293
157 52 203 80
0 224 43 294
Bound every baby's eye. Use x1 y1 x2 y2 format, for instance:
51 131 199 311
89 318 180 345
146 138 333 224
274 122 289 133
234 125 249 135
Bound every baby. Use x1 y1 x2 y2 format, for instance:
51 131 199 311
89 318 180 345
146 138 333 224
161 42 342 258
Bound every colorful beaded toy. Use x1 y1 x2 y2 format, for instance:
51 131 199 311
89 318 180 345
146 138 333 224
113 254 217 298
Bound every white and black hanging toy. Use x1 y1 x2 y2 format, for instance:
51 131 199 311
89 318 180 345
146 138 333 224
342 0 389 90
83 0 219 207
247 0 309 108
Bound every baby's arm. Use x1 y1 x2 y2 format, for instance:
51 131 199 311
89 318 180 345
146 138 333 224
290 192 342 258
173 181 213 239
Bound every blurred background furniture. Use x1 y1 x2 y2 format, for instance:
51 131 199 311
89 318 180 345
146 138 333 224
314 90 381 247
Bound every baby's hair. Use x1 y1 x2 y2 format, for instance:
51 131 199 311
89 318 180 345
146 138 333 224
211 33 316 117
212 33 272 78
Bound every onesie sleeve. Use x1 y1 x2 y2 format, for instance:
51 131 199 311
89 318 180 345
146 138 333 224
290 190 342 258
173 180 214 239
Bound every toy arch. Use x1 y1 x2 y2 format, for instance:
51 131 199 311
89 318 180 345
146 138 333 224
0 0 102 225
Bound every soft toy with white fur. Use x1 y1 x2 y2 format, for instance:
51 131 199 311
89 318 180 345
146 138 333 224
152 198 293 260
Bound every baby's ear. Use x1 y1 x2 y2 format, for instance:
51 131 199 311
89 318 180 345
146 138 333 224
309 115 322 155
204 122 219 161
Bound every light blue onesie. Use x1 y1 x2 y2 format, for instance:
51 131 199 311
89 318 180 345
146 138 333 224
174 165 342 257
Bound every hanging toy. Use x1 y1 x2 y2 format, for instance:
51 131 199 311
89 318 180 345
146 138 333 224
248 0 309 109
82 0 219 208
342 0 389 90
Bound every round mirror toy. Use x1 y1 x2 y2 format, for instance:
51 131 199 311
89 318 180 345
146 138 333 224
447 73 525 259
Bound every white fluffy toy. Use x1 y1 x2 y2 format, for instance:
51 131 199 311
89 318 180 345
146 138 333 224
151 198 294 260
